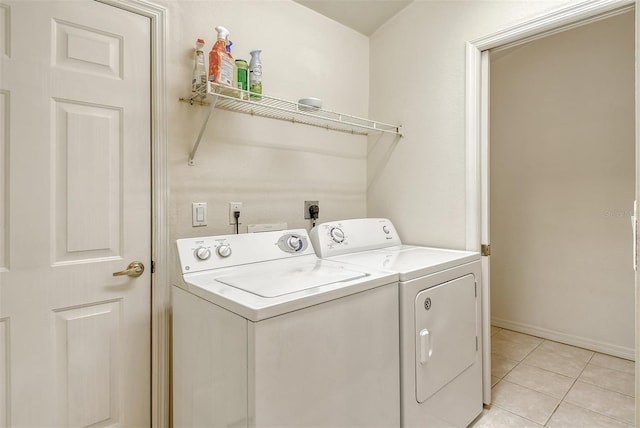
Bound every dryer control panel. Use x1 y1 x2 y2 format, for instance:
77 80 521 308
177 229 313 274
310 218 401 257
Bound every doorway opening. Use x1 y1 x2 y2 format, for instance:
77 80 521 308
467 1 638 421
489 9 634 358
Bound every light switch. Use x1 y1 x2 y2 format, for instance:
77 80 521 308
192 202 207 227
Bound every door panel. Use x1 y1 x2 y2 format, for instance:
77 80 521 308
53 19 122 78
53 99 122 263
0 89 6 271
0 4 7 57
54 301 121 427
0 1 151 426
0 318 7 427
414 274 477 403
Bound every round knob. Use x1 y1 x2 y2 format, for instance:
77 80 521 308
383 225 390 234
330 227 345 243
216 244 232 258
195 246 211 260
287 236 303 252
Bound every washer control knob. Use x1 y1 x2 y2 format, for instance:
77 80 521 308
216 244 232 258
287 236 303 252
330 227 345 243
195 246 211 260
383 225 390 234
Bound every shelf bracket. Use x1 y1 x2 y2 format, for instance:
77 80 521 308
188 93 219 166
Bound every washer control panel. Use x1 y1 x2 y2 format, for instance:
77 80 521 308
309 218 401 257
277 233 309 253
177 229 315 274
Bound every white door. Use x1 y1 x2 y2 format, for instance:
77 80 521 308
0 1 151 426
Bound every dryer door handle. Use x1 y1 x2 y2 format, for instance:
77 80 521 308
419 328 432 365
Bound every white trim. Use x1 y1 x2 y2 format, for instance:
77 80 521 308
492 317 635 361
635 2 640 414
479 51 491 405
470 0 633 52
94 0 169 426
464 42 481 253
465 0 637 419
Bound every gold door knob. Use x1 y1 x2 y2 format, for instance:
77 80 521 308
112 261 145 278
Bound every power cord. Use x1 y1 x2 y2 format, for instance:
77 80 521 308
234 210 240 234
309 204 319 228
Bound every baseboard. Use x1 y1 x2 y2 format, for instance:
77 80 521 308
491 317 635 361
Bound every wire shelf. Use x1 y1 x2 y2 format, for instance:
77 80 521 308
180 82 402 165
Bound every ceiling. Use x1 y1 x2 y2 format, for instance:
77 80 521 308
293 0 413 36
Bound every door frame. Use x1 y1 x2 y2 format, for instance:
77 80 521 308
464 0 637 419
94 0 169 425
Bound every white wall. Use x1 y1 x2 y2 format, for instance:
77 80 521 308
368 0 578 248
158 0 370 269
490 11 635 356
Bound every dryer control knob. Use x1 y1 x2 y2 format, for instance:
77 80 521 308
216 244 232 258
287 236 303 252
195 246 211 260
383 225 390 234
330 227 345 243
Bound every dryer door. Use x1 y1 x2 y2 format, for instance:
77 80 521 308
414 274 477 403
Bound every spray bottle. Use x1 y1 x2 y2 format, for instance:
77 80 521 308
249 50 262 100
191 38 206 93
226 40 239 96
208 26 234 88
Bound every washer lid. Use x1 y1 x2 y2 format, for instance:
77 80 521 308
178 256 397 321
216 259 368 297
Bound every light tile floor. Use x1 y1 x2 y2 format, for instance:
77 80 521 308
471 326 636 427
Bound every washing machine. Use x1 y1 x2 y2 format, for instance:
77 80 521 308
310 218 484 427
173 229 400 428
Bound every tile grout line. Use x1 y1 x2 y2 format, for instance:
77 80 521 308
489 329 635 427
494 337 558 427
487 401 547 427
496 332 545 380
562 353 636 425
541 349 595 427
589 359 635 374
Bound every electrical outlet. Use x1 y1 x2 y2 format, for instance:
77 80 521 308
229 202 242 224
304 200 319 219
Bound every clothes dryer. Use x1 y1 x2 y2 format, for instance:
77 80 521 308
310 218 484 427
173 229 400 428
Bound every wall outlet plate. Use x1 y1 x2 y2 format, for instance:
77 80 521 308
304 200 319 219
229 202 242 224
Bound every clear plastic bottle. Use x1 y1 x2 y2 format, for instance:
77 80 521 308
249 50 262 100
191 38 206 93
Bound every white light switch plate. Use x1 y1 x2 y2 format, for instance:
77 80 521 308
192 202 207 227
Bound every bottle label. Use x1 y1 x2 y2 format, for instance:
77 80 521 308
250 64 262 83
209 48 234 87
220 56 234 86
249 62 262 99
237 69 248 90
